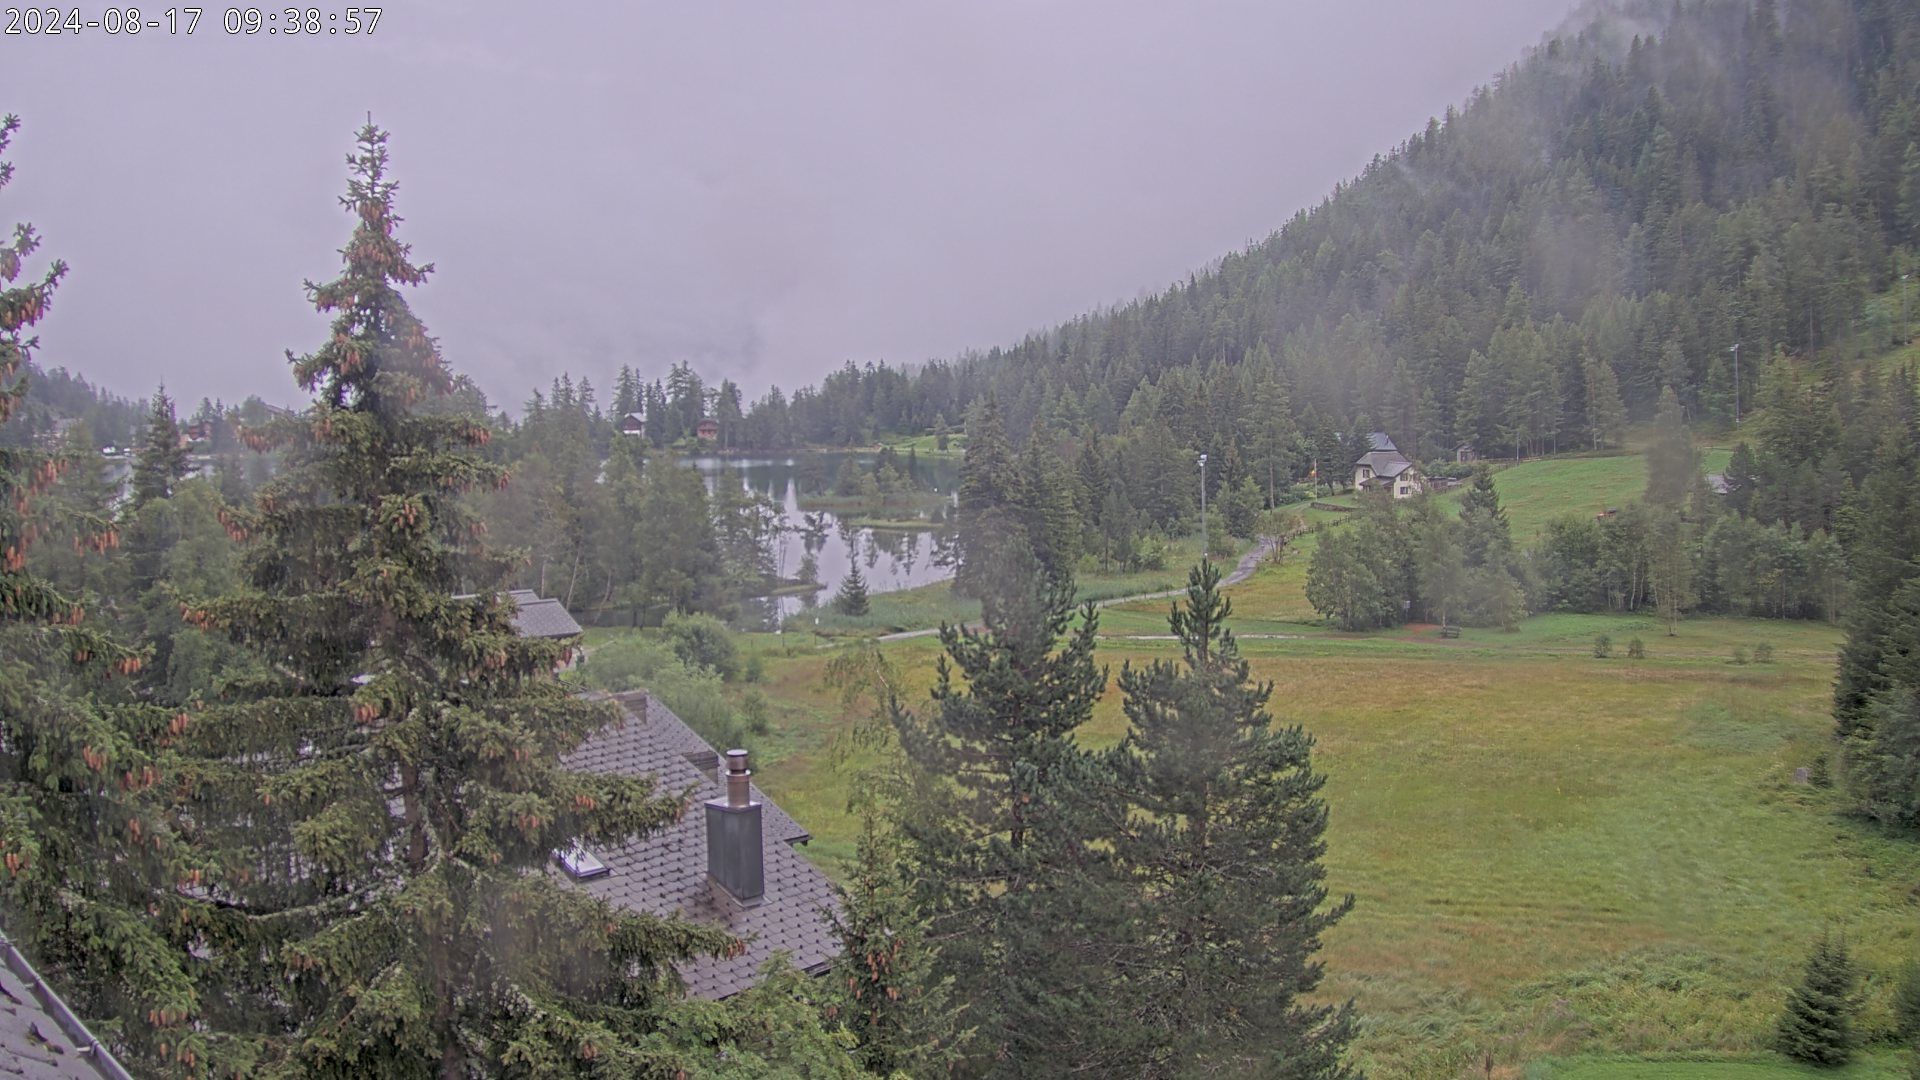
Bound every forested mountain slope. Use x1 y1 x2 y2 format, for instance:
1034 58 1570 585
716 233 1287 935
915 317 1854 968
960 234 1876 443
740 0 1918 466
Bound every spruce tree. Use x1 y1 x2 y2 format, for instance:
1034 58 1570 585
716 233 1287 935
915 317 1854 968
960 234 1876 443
0 113 198 1071
1111 560 1355 1076
179 125 728 1075
826 810 963 1075
130 384 189 509
834 561 870 616
1775 934 1859 1066
953 396 1019 597
889 538 1120 1074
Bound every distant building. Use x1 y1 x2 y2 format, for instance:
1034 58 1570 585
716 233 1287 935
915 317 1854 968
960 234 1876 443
619 412 646 437
1353 432 1425 499
500 589 584 641
1705 473 1731 496
560 691 839 999
452 589 583 667
695 418 719 442
1455 443 1478 464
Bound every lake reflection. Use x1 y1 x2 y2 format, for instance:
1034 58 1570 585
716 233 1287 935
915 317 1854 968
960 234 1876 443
682 454 958 625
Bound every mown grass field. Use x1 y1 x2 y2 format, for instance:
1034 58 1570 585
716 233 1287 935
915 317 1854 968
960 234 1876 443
733 600 1920 1077
1437 447 1732 544
613 445 1920 1077
1528 1055 1912 1079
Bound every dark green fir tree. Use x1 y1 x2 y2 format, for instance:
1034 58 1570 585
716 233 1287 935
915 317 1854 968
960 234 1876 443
826 809 963 1076
130 384 189 509
1111 560 1355 1076
834 561 870 616
953 396 1019 598
889 538 1122 1074
178 124 730 1076
1775 934 1859 1067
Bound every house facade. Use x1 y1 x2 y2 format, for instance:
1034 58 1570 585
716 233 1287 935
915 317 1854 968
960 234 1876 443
695 418 719 442
1353 432 1425 499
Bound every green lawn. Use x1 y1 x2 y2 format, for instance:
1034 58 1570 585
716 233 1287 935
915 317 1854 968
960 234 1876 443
1531 1054 1914 1079
1435 446 1731 544
734 595 1920 1076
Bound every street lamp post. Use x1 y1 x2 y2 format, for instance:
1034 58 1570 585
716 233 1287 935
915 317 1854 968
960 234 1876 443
1198 453 1209 548
1730 342 1740 428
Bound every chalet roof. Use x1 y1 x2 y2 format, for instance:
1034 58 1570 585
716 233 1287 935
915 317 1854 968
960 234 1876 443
1357 450 1415 479
561 691 834 999
620 412 645 430
0 931 133 1079
1366 431 1397 452
499 591 583 639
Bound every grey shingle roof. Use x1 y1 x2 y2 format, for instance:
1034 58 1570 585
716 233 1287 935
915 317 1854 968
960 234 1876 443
1366 431 1397 452
1357 450 1415 479
561 692 836 999
0 933 132 1079
507 596 583 640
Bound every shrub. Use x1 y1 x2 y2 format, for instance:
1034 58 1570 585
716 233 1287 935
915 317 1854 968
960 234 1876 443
1775 934 1859 1066
1627 637 1645 659
738 690 772 737
576 637 753 751
1809 752 1832 788
1754 642 1774 664
1206 518 1236 559
1592 634 1612 659
1133 537 1167 572
665 611 740 680
1731 646 1749 666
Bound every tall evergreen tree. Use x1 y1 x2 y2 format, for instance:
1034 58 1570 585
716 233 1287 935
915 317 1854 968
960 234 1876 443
826 810 963 1076
889 539 1120 1074
1110 561 1355 1076
180 125 728 1075
130 384 189 509
953 396 1020 598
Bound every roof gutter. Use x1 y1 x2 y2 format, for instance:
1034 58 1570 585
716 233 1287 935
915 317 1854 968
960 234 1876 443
0 925 135 1080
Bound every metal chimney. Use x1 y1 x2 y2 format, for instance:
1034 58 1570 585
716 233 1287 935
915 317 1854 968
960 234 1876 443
705 749 763 905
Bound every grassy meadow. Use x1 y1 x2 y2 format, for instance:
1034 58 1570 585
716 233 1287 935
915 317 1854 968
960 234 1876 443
599 445 1920 1077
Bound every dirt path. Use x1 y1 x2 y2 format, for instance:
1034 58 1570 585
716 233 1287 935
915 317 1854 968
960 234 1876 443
875 534 1282 643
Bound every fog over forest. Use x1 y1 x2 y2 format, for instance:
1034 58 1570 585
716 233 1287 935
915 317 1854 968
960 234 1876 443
13 0 1572 407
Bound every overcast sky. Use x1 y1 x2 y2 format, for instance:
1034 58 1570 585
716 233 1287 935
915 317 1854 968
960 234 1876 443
10 0 1577 411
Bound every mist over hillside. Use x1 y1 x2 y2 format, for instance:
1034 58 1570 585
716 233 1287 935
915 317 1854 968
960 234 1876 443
720 0 1913 462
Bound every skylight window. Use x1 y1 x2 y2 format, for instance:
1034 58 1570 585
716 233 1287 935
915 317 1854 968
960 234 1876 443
555 841 609 880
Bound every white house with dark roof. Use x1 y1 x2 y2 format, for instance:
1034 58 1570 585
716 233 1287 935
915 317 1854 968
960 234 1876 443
1353 432 1425 499
559 691 838 999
